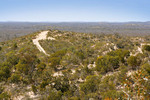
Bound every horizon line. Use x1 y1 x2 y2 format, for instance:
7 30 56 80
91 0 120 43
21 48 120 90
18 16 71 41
0 21 150 23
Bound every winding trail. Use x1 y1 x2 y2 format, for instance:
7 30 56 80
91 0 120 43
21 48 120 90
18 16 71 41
33 31 55 56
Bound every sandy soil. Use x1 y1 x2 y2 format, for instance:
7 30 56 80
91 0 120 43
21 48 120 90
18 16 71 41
53 71 64 77
33 31 55 56
131 43 150 56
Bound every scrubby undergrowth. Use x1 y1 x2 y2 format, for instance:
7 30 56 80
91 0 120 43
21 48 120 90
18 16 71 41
0 30 149 99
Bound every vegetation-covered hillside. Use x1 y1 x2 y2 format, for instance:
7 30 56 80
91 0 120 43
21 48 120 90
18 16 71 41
0 30 149 100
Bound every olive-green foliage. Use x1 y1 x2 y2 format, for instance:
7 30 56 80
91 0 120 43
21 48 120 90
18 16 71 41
141 63 150 75
6 51 19 66
15 61 28 75
68 96 80 100
0 92 10 100
0 66 10 81
96 49 130 74
143 45 150 51
53 77 70 93
127 56 138 69
102 90 124 100
99 75 124 99
48 50 66 70
49 57 61 70
40 81 48 89
37 62 46 72
16 47 40 76
63 84 77 98
0 87 10 100
96 55 119 74
80 75 100 94
116 39 133 49
47 90 62 100
75 49 85 60
12 43 17 50
107 49 130 63
32 85 37 94
9 73 21 83
0 30 149 99
117 66 128 83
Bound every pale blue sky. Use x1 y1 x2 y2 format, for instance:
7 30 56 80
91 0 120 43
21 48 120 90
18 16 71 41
0 0 149 22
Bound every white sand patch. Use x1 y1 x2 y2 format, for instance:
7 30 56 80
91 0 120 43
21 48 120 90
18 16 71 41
78 78 84 82
126 70 136 76
14 95 24 100
54 34 62 37
53 71 64 77
87 62 96 69
27 91 39 99
114 45 118 50
48 37 55 40
131 43 150 56
71 69 76 74
91 45 95 48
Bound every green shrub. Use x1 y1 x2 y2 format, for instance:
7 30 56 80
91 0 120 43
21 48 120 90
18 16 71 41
40 81 48 89
141 63 150 74
32 85 37 94
47 90 62 100
80 75 99 94
127 56 138 69
143 45 150 51
12 43 17 50
9 73 21 83
0 66 10 81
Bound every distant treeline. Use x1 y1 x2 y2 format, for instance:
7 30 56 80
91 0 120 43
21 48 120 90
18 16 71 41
0 22 150 42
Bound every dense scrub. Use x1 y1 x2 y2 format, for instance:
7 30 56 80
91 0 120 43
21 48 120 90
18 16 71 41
0 29 149 99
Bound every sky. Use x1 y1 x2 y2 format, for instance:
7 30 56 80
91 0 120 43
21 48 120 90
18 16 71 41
0 0 150 22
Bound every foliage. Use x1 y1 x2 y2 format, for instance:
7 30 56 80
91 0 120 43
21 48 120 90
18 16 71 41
48 50 66 70
143 45 150 52
96 55 119 74
141 63 150 75
53 77 70 93
80 75 100 94
127 56 138 69
9 73 21 83
37 62 46 72
0 87 10 100
47 90 62 100
107 49 130 63
32 85 37 94
12 43 17 50
40 81 48 89
0 29 149 99
0 66 11 81
6 51 19 66
123 70 150 99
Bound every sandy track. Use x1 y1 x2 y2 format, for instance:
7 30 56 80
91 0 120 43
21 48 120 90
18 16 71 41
33 31 55 56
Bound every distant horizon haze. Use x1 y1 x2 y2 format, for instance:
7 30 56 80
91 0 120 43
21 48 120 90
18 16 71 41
0 21 150 23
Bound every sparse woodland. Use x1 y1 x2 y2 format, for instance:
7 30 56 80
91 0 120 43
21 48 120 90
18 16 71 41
0 29 149 100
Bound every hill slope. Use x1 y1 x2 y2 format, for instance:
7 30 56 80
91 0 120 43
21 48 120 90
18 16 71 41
0 30 149 99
